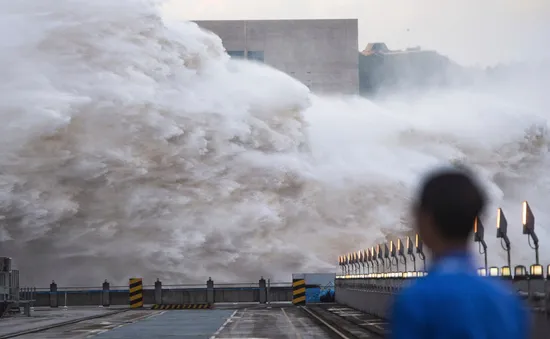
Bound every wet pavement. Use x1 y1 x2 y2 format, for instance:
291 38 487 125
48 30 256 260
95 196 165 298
0 307 127 338
213 305 333 339
307 304 385 337
1 305 337 339
93 309 235 339
322 304 387 335
11 310 156 339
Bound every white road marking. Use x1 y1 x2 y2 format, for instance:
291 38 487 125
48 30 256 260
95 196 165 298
299 307 352 339
281 308 303 339
210 309 238 339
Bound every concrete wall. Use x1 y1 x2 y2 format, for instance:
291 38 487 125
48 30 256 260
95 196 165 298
336 278 550 338
30 286 293 307
194 19 359 95
358 50 464 96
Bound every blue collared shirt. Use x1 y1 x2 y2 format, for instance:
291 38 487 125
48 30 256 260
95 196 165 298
389 251 531 339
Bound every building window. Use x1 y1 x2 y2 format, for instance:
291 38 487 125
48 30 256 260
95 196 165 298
247 51 264 62
227 50 245 58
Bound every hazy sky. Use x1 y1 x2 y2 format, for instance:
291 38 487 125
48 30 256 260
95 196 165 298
162 0 549 66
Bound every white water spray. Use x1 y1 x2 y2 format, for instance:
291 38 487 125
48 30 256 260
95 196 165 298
1 0 549 286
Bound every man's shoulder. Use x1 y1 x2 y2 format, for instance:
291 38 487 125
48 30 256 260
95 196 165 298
401 272 511 296
396 275 434 301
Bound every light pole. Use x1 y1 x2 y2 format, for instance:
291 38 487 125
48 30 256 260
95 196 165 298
496 208 511 269
397 238 407 272
521 201 539 265
406 236 416 272
384 243 391 272
415 234 426 272
390 240 399 272
372 246 379 273
377 244 384 273
474 216 488 272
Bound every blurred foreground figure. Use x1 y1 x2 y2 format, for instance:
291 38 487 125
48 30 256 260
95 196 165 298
389 168 530 339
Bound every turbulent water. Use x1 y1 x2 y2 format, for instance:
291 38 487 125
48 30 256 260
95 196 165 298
1 0 550 286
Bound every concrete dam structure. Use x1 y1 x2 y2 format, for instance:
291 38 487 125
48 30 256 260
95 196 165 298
359 42 463 95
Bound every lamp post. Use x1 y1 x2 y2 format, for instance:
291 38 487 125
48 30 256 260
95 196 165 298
397 238 407 272
496 208 511 269
346 253 351 275
358 250 364 275
372 246 379 273
377 244 384 273
474 216 488 272
415 234 426 272
390 240 399 272
406 236 416 272
521 201 539 265
363 249 369 275
384 243 391 272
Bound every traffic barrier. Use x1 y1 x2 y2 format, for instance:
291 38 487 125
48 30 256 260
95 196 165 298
292 278 306 305
151 304 211 310
129 278 143 309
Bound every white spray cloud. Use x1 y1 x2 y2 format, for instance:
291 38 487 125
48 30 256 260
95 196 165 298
0 0 549 286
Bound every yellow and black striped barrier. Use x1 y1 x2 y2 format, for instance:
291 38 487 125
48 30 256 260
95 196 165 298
292 278 306 305
151 304 212 310
129 278 143 309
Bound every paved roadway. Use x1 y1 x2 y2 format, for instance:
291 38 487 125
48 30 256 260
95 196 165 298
213 305 332 339
9 305 334 339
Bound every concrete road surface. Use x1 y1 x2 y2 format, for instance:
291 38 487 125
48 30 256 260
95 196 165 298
213 306 333 339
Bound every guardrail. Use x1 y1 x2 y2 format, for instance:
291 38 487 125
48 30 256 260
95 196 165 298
28 278 293 307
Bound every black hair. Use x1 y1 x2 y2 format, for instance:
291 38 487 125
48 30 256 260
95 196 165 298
416 168 486 241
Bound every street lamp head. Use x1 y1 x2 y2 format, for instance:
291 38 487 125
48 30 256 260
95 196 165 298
522 201 535 235
367 248 372 263
390 240 396 258
496 208 508 238
406 236 414 255
474 216 485 242
415 234 424 255
397 239 404 256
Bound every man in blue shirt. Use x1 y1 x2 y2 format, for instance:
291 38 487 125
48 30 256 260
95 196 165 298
390 168 531 339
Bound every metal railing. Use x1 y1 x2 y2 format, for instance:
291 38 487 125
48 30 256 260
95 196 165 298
31 280 292 293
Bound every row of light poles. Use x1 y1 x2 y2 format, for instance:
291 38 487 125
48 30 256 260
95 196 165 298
338 201 542 277
473 201 539 273
337 234 426 276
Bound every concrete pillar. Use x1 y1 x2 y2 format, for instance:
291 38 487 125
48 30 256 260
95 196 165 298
102 280 110 307
259 277 267 304
49 281 58 308
206 277 214 304
154 279 162 305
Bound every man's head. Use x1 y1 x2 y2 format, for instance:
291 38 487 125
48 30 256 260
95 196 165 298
413 168 487 255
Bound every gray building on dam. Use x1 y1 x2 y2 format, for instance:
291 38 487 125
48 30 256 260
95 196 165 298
194 19 360 95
